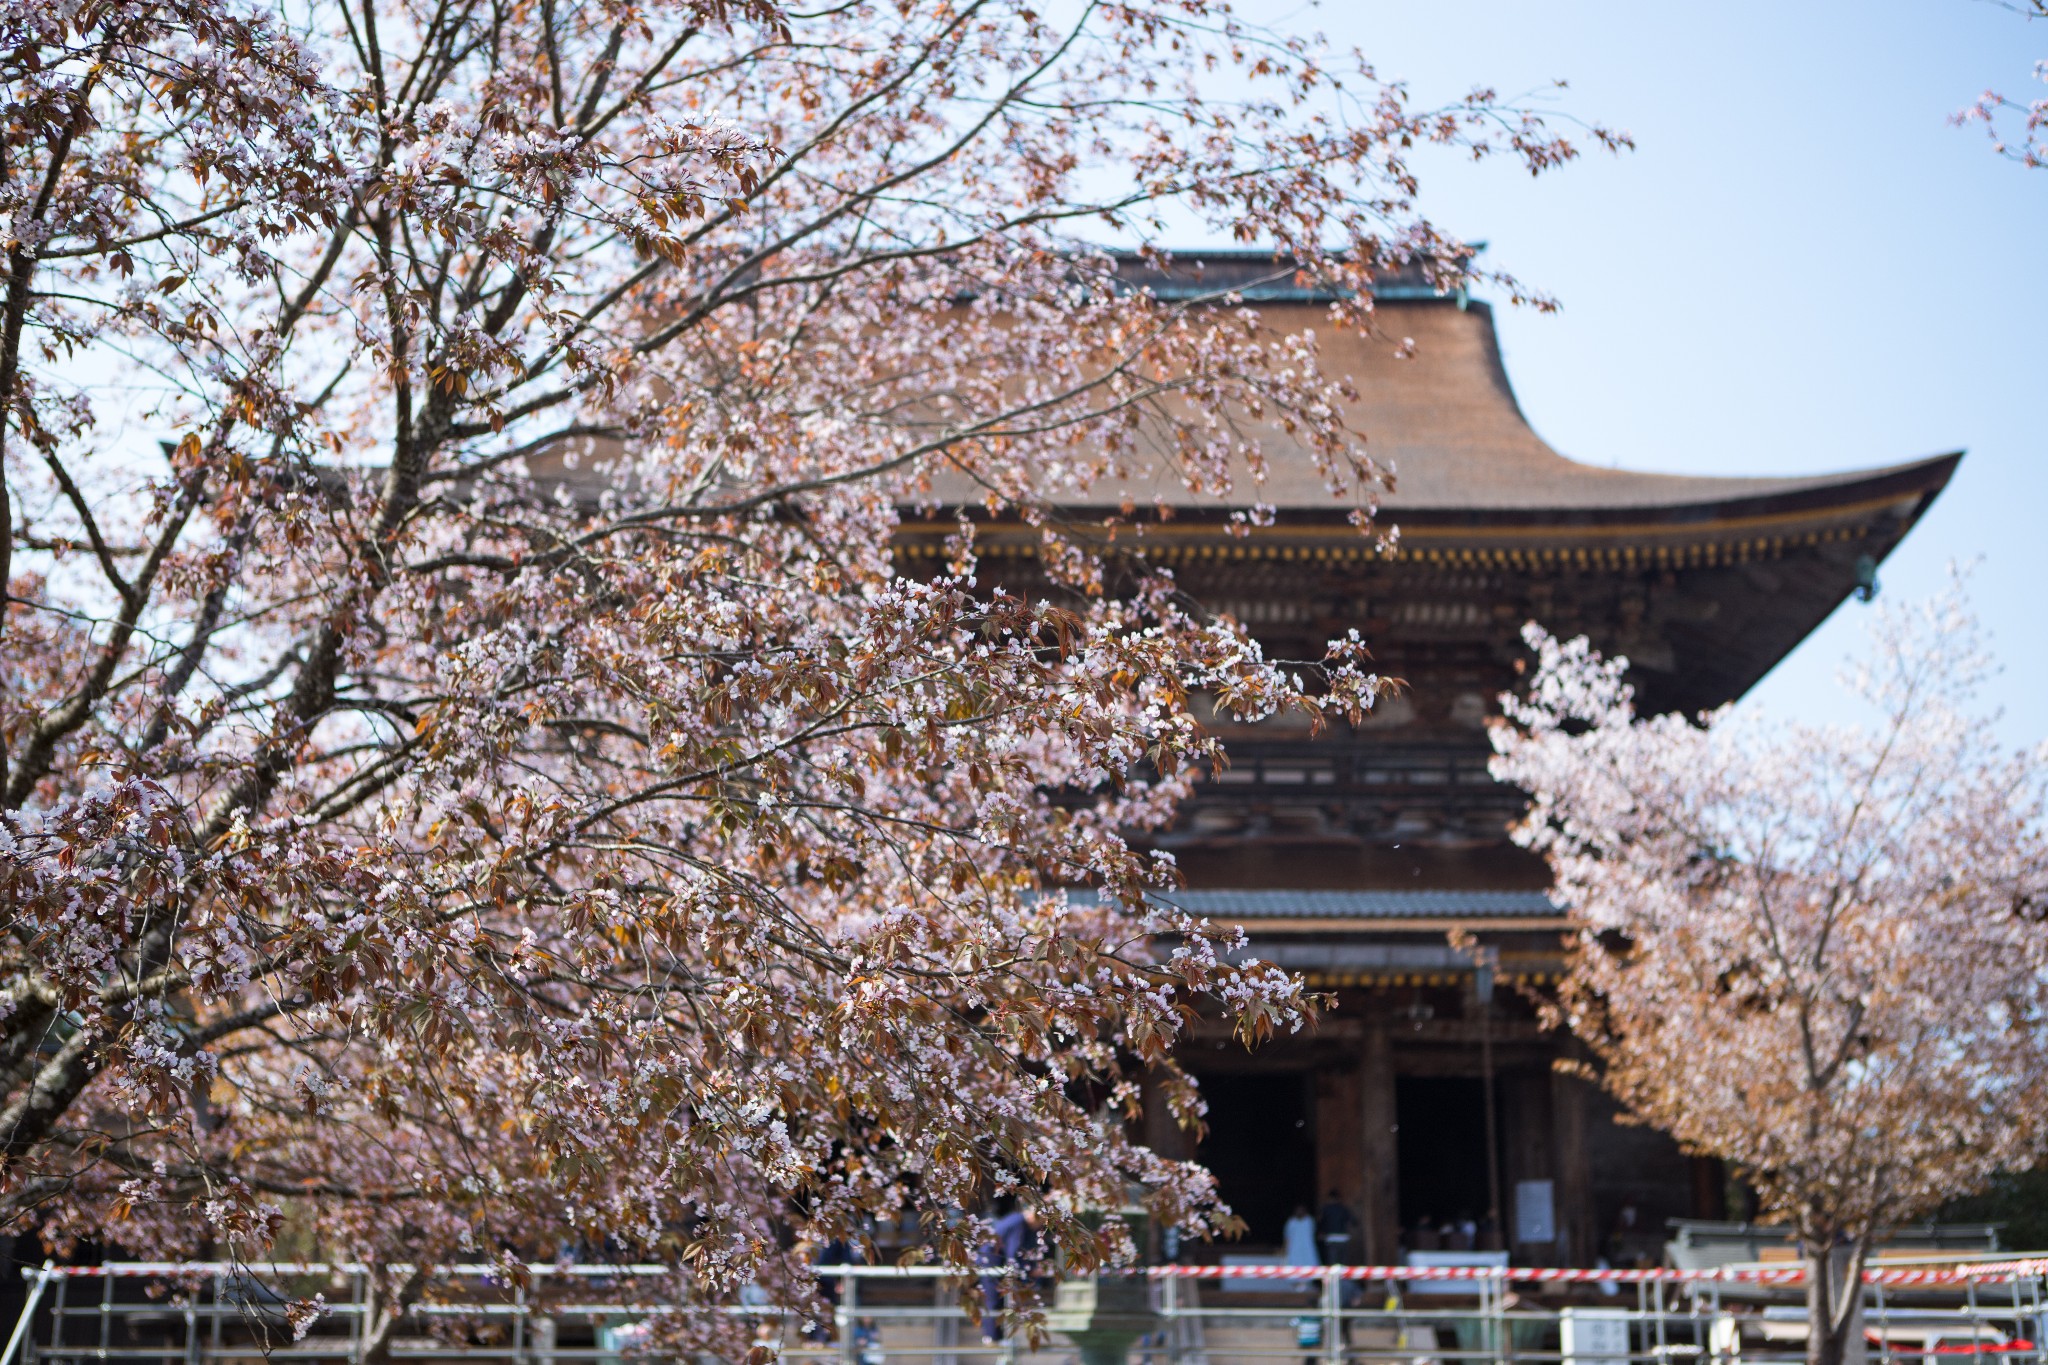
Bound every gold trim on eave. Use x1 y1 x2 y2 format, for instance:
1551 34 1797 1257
1226 916 1570 934
1303 970 1561 988
891 524 1878 572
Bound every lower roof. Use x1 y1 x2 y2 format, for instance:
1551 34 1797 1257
1155 888 1555 918
1087 889 1558 920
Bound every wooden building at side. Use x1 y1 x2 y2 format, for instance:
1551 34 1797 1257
896 253 1957 1267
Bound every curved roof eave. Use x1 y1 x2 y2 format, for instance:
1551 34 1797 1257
1377 449 1962 532
904 450 1960 550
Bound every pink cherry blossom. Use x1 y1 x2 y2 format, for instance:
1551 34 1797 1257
1493 582 2048 1365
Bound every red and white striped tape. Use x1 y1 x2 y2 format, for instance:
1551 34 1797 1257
1132 1261 2048 1286
26 1259 2048 1287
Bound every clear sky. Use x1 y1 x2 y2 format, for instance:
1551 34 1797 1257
1297 0 2047 746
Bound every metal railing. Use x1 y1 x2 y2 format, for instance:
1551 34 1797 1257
9 1262 2046 1365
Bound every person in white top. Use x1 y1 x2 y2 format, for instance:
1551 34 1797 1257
1283 1203 1320 1266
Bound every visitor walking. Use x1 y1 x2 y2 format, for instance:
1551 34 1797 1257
976 1205 1043 1343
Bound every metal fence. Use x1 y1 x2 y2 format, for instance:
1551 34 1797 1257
9 1262 2046 1365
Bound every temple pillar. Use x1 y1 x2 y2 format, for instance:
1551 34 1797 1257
1141 1066 1189 1162
1315 1062 1364 1258
1504 1068 1556 1261
1551 1068 1594 1266
1691 1156 1728 1221
1359 1019 1400 1263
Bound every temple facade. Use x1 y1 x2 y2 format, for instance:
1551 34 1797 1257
896 252 1958 1269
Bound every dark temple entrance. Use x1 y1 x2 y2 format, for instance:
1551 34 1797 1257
1196 1071 1316 1248
1395 1075 1494 1235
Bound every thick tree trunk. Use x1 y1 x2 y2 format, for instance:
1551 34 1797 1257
1805 1244 1867 1365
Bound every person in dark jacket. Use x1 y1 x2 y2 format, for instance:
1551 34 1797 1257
1316 1190 1358 1264
975 1207 1043 1343
808 1238 854 1342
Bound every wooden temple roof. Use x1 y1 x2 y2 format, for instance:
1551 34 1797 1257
909 251 1956 552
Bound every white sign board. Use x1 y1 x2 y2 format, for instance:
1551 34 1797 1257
1515 1179 1556 1245
1402 1250 1508 1295
1561 1309 1633 1365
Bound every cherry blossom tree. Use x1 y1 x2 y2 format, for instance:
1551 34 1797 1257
0 0 1617 1338
1955 2 2047 168
1492 591 2048 1365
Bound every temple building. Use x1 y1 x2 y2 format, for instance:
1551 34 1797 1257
895 252 1957 1268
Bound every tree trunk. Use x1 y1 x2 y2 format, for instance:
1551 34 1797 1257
358 1267 427 1365
1805 1244 1867 1365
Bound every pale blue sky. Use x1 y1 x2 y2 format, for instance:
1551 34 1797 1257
1299 0 2047 745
